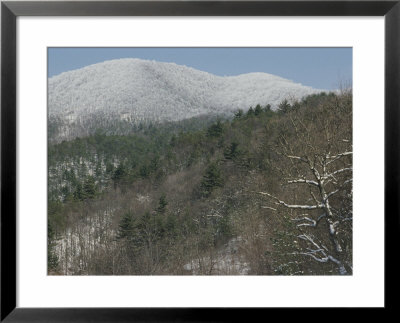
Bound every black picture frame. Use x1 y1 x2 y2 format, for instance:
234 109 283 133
1 1 399 321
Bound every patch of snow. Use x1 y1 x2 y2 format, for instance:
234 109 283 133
136 194 151 203
183 237 250 275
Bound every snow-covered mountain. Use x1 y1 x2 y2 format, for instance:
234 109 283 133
48 58 324 142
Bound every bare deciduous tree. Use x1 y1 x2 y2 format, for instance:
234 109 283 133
260 93 352 275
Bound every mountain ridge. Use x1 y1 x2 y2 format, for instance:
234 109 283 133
48 58 325 142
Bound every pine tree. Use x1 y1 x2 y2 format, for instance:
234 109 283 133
83 175 97 199
112 163 126 181
105 161 114 174
73 182 83 201
234 109 244 119
224 142 240 160
117 212 134 240
156 193 168 215
200 162 223 197
207 120 223 137
170 134 177 147
255 104 262 116
139 164 151 178
278 99 291 114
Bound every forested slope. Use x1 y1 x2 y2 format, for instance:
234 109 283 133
48 91 352 275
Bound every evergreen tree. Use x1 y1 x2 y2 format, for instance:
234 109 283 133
156 193 168 215
170 134 177 147
112 162 128 188
83 175 97 199
234 109 244 119
207 120 223 138
105 161 114 174
117 212 135 240
224 142 240 160
200 162 223 197
139 164 151 178
254 104 262 116
278 99 291 114
73 182 83 201
112 163 126 182
150 155 160 173
95 160 102 177
247 107 255 116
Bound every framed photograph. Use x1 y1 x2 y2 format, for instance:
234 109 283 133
1 0 398 320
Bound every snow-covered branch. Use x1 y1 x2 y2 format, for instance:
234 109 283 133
258 192 324 210
297 233 347 274
261 206 277 211
293 213 326 228
287 179 319 187
293 216 317 227
325 189 339 200
326 152 352 165
285 154 309 164
206 213 223 218
325 167 352 178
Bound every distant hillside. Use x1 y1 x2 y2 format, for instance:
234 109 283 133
48 58 324 142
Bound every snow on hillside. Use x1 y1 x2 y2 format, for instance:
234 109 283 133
48 58 324 141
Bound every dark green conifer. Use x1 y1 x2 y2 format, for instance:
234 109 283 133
156 193 168 215
117 212 134 240
207 120 223 137
200 162 223 197
255 104 262 116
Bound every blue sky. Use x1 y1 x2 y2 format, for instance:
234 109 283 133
48 48 352 90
